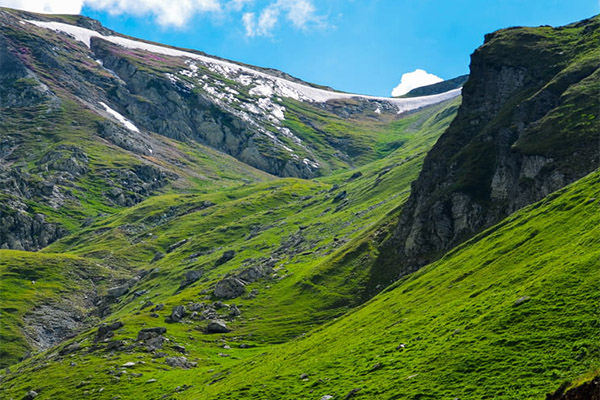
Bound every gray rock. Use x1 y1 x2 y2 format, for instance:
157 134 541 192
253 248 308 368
169 305 186 322
207 320 230 334
514 296 531 306
23 390 38 400
107 285 129 298
167 239 188 253
137 327 167 341
215 250 236 266
229 304 241 317
165 356 196 369
213 277 246 299
179 270 202 290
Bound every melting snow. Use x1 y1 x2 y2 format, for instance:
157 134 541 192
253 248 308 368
27 20 460 109
99 102 139 133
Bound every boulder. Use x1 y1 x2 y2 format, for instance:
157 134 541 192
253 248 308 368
107 285 129 298
136 327 167 341
165 356 196 369
169 305 186 322
23 390 38 400
179 270 202 290
207 319 230 334
215 250 236 266
213 278 246 299
95 321 124 342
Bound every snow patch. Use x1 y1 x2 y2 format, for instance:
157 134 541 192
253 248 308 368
27 20 460 109
303 158 320 169
99 102 139 133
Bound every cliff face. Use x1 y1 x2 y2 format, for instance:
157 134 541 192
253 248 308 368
374 16 599 282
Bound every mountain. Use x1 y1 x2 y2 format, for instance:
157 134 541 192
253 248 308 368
372 15 600 285
401 74 469 97
0 7 598 400
0 8 458 252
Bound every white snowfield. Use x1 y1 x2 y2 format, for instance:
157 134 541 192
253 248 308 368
99 101 139 133
27 20 461 112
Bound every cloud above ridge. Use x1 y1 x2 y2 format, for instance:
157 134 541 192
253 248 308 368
0 0 325 32
391 69 443 97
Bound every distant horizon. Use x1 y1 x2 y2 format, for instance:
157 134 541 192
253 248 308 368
1 1 597 96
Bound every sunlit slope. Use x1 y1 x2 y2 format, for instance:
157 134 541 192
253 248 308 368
200 170 600 400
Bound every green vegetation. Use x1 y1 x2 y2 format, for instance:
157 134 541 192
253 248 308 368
0 96 458 395
0 9 598 400
200 169 600 399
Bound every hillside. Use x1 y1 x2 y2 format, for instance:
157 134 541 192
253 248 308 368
0 7 459 252
374 15 600 285
0 7 598 400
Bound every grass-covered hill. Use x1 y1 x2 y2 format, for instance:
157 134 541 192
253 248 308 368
0 7 598 400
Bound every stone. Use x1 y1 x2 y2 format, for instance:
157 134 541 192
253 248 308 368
300 373 308 379
107 285 129 298
169 305 186 322
229 304 241 317
179 270 202 290
207 319 230 334
167 239 188 253
137 327 167 341
213 278 246 299
172 345 186 353
145 336 165 351
141 300 154 309
95 321 124 342
344 388 361 399
332 190 347 203
23 390 38 399
165 356 196 369
347 171 363 181
215 250 236 266
514 296 531 306
59 342 81 356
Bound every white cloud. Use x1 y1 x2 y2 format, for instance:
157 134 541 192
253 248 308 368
242 11 255 36
241 0 323 37
283 0 315 28
85 0 222 27
227 0 252 12
391 69 443 97
0 0 325 34
0 0 84 13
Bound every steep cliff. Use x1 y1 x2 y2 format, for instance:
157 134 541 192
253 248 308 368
374 16 599 283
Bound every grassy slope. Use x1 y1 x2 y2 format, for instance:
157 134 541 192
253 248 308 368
0 98 459 392
197 170 600 399
0 251 117 367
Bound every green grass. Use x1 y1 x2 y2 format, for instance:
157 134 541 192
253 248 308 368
0 251 117 367
0 97 459 399
197 169 600 400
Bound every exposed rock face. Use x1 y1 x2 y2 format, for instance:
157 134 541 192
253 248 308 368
90 39 317 179
213 278 246 300
0 207 65 251
374 17 600 286
546 377 600 400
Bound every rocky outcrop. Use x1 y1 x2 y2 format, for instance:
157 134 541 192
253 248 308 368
373 17 600 286
0 205 65 251
546 377 600 400
90 38 316 179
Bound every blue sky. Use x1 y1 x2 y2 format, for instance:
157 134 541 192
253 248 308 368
2 0 598 96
